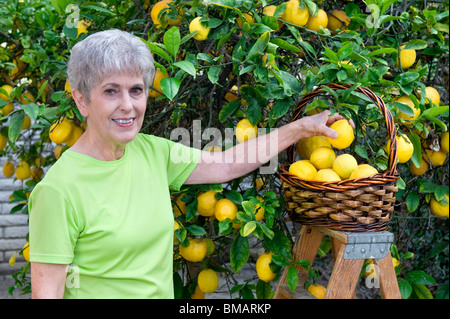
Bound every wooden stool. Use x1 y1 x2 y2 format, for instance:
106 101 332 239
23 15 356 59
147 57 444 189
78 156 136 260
274 225 401 299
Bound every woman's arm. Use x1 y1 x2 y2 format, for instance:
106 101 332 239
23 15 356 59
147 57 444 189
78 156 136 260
31 262 68 299
185 110 348 185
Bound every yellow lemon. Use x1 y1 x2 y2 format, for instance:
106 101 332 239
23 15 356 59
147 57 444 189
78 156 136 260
327 10 351 32
151 0 182 29
65 125 84 147
197 190 218 217
349 164 378 179
396 45 416 69
237 13 255 26
49 117 73 145
19 92 35 104
191 285 205 299
179 238 208 262
236 118 258 143
0 84 13 101
307 284 326 299
214 198 238 222
289 160 317 179
263 5 283 30
424 149 447 166
306 9 328 31
313 169 341 182
255 198 265 221
440 132 449 153
430 194 449 218
310 146 336 169
296 135 331 159
204 238 215 256
0 134 7 151
333 154 358 179
3 161 15 178
0 102 14 116
425 86 440 106
22 242 30 262
409 159 428 176
198 269 219 293
189 17 210 41
173 194 187 216
76 20 90 38
256 252 276 282
148 68 168 98
15 161 30 181
395 95 420 126
327 119 354 149
281 0 310 27
225 85 239 103
387 135 414 163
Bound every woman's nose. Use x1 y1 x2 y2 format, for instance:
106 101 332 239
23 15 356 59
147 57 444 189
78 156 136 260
120 92 133 112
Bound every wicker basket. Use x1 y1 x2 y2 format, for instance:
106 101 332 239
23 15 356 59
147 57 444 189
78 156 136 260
280 83 399 232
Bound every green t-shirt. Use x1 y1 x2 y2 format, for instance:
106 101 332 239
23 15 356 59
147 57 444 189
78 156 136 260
28 133 201 299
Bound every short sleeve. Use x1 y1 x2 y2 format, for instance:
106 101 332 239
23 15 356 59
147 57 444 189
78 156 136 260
165 139 201 191
28 183 80 264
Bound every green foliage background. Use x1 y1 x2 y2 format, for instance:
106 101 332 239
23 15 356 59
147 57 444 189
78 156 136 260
0 0 448 299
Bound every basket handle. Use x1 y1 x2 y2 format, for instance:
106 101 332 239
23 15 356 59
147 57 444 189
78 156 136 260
287 83 398 176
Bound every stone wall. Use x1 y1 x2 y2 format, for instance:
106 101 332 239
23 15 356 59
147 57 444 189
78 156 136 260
0 157 29 299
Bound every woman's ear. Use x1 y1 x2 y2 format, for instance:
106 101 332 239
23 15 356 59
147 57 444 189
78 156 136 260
72 90 89 118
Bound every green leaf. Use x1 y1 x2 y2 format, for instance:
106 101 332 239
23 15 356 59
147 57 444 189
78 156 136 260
270 38 301 53
83 4 116 16
163 26 180 59
263 229 291 259
160 77 180 101
247 30 270 59
219 100 240 122
186 224 206 237
269 98 290 121
241 201 255 215
286 266 298 292
22 103 40 121
406 191 420 213
230 235 250 273
368 48 397 57
397 278 413 299
434 185 449 202
242 221 257 237
172 61 196 78
147 42 172 63
408 131 422 168
256 280 273 299
8 112 24 143
403 39 428 50
412 282 434 299
405 270 436 285
223 189 243 204
394 71 420 85
207 65 221 84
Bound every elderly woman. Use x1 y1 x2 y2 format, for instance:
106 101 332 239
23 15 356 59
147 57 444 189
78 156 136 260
29 29 347 299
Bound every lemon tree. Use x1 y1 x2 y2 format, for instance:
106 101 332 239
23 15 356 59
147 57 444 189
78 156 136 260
1 0 448 299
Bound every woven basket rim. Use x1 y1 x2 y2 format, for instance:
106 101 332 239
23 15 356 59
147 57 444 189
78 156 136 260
280 83 398 191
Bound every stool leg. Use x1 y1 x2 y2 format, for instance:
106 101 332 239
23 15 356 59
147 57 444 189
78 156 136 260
325 243 364 299
375 252 402 299
274 225 324 299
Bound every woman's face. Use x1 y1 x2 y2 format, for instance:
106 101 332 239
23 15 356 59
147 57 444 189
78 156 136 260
76 73 147 149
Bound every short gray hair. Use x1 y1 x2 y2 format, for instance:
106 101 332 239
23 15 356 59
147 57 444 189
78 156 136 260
67 29 155 100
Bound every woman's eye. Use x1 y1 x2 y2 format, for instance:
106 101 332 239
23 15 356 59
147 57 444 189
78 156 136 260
105 89 116 95
131 87 143 95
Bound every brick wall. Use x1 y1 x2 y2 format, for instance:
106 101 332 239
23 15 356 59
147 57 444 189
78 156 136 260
0 157 30 299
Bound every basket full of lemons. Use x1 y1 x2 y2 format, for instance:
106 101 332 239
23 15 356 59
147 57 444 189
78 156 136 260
280 84 399 232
